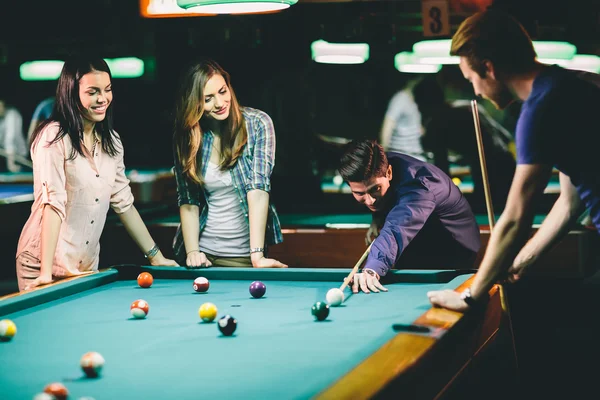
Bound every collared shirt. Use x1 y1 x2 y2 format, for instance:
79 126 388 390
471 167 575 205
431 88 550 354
172 107 283 261
364 153 480 276
16 122 134 277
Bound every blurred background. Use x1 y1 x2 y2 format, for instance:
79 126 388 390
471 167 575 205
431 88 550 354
0 0 597 213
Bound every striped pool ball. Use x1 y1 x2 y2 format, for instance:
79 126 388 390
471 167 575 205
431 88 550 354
130 299 149 319
80 351 105 378
193 277 209 293
0 319 17 341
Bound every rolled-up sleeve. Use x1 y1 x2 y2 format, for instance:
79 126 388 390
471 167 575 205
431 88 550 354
245 112 275 193
35 128 68 221
110 138 134 214
173 144 202 207
364 181 436 276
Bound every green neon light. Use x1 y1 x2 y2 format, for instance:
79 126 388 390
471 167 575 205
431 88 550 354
20 58 145 81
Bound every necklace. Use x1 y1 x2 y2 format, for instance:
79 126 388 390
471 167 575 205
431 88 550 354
91 139 97 157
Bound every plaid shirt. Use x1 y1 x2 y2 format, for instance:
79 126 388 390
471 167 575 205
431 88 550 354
172 107 283 262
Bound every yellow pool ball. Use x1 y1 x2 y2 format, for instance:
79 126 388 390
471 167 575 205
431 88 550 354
0 319 17 341
199 302 218 323
452 177 462 186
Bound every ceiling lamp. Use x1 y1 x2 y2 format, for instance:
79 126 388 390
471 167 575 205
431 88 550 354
20 60 64 81
394 52 441 74
311 40 370 65
555 54 600 73
20 58 146 81
177 0 297 14
412 39 578 62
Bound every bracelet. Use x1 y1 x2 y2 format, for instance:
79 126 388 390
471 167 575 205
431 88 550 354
250 247 265 254
144 244 160 259
187 250 200 255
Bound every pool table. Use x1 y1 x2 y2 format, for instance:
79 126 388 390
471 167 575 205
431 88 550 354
0 184 34 205
0 266 514 400
0 168 177 205
98 212 598 280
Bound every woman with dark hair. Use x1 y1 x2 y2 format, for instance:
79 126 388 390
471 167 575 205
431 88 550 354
172 59 286 268
16 57 177 291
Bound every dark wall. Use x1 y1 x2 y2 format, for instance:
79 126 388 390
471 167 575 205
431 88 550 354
0 0 598 176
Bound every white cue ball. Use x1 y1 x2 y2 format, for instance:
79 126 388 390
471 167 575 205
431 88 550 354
333 174 344 186
326 288 344 307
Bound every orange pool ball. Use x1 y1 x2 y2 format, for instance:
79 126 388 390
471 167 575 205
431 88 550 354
43 382 69 400
137 272 153 288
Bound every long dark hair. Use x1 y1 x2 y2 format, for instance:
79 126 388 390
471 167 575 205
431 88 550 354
30 57 120 160
173 59 247 185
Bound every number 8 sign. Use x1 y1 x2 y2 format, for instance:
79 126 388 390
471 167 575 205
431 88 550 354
422 0 451 37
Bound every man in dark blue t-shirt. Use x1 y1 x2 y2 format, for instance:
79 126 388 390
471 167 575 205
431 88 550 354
427 10 600 312
338 140 480 294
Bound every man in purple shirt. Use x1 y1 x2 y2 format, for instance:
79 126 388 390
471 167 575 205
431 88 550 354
427 10 600 311
338 140 480 294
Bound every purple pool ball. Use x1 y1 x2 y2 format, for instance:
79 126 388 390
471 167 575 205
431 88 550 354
249 281 266 298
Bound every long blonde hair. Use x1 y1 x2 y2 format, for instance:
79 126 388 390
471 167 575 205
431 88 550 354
173 60 247 185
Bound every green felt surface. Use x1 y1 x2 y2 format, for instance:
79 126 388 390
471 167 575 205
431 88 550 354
0 268 472 400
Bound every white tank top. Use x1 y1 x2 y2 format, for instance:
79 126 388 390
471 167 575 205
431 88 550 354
199 162 250 256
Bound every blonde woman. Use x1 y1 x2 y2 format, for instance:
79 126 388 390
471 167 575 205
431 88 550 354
172 59 287 269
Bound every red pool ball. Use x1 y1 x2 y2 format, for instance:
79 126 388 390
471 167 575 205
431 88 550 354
193 277 209 293
249 281 266 298
137 272 153 288
43 382 69 400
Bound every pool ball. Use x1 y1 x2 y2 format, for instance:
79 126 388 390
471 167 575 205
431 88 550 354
199 302 218 322
311 302 330 321
249 281 266 298
193 277 209 293
0 319 16 341
43 382 69 400
326 288 344 307
452 177 462 186
218 315 237 336
130 299 149 319
33 393 55 400
80 351 105 378
137 272 153 288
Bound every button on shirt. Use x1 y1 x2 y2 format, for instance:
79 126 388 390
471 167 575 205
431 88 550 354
16 122 134 277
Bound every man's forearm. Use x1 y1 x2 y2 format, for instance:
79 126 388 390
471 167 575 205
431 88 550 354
470 216 531 298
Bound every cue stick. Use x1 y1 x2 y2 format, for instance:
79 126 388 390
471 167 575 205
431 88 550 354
470 100 495 230
339 242 373 292
470 99 519 373
0 148 33 168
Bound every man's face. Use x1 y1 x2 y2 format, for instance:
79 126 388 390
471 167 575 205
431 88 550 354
459 57 514 110
347 165 392 212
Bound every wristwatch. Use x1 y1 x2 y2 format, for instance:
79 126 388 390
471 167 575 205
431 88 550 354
460 288 478 307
